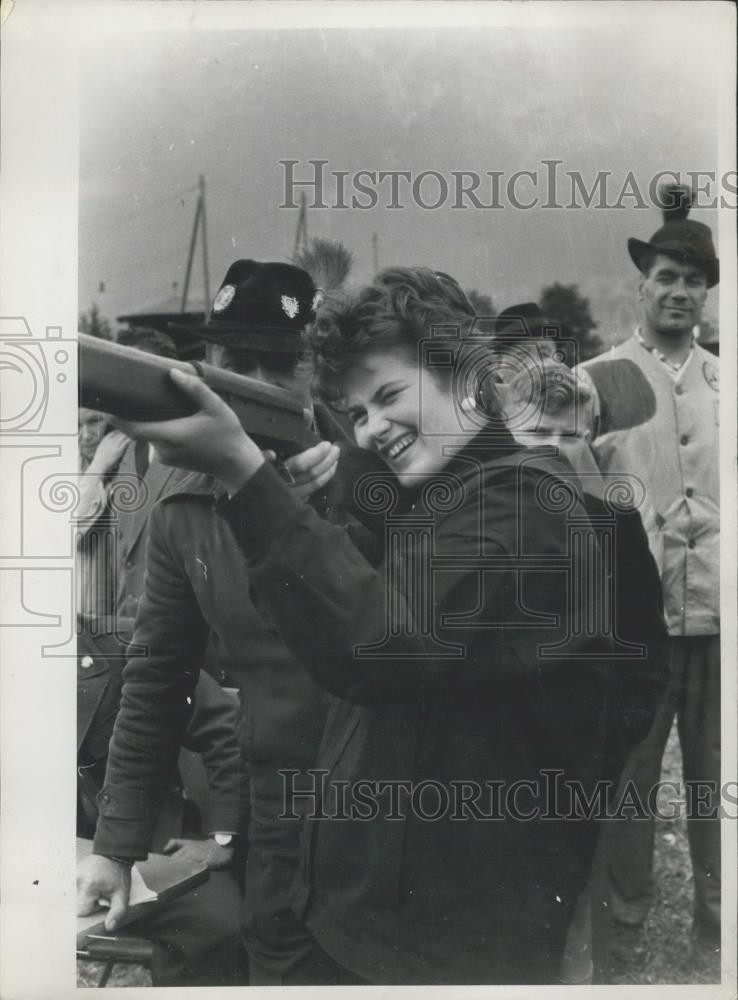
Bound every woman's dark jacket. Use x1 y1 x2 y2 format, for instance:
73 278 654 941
217 432 668 984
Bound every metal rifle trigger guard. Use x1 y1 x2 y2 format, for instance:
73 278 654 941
275 460 296 485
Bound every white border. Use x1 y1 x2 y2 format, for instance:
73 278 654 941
0 2 735 998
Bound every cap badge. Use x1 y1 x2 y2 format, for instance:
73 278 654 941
281 295 299 319
212 284 236 313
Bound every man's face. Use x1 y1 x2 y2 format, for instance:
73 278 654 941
205 343 312 405
639 255 708 339
78 408 107 463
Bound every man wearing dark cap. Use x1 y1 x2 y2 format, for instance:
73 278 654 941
77 260 352 984
574 187 721 958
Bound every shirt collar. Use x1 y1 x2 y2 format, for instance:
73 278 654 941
634 327 695 377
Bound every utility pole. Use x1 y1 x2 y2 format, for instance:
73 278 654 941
293 191 308 256
181 174 211 316
199 174 211 320
372 232 379 275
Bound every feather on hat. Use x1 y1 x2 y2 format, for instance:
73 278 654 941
627 184 719 287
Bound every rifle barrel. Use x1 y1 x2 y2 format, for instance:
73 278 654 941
78 333 316 455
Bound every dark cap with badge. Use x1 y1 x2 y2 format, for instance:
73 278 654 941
170 259 319 353
627 184 719 288
491 302 548 341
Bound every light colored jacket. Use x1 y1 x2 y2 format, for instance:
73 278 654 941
577 335 719 635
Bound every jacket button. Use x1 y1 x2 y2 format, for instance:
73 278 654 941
675 385 684 395
688 539 696 549
686 487 694 498
126 559 133 569
102 794 110 804
81 655 94 669
680 435 689 446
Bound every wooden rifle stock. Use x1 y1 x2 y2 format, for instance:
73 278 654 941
78 332 330 456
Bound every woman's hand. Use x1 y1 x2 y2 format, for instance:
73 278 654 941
110 368 265 494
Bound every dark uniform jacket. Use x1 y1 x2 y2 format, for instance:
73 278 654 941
78 626 244 846
115 444 183 624
216 430 668 984
94 472 332 970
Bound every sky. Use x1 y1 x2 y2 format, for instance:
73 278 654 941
79 17 725 344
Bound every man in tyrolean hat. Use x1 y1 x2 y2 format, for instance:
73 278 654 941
574 185 721 963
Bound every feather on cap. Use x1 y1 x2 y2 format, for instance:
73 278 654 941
627 184 718 287
657 183 693 222
293 238 354 298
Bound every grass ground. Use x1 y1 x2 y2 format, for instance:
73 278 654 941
78 725 721 987
607 724 721 985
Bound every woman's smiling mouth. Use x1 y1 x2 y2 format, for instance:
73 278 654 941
383 432 417 461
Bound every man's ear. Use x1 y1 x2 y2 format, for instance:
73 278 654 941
637 275 645 302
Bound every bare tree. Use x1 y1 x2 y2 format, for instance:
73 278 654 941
79 303 113 340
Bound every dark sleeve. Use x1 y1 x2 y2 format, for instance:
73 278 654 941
182 672 248 835
93 503 208 860
603 505 670 777
217 462 578 705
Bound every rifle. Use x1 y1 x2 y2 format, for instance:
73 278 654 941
78 332 348 456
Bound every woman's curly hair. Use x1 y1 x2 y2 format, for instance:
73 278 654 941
304 266 477 406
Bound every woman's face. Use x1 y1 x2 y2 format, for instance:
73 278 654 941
341 345 464 487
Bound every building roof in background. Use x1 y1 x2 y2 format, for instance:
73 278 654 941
117 294 208 323
117 296 209 359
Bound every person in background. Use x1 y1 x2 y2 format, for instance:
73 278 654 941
78 407 110 471
489 302 602 491
574 186 721 961
109 328 190 626
76 328 182 622
76 417 130 620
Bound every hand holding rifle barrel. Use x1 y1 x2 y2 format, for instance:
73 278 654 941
78 333 339 496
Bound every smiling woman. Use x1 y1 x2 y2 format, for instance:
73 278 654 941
200 266 666 983
310 267 500 486
101 266 667 984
